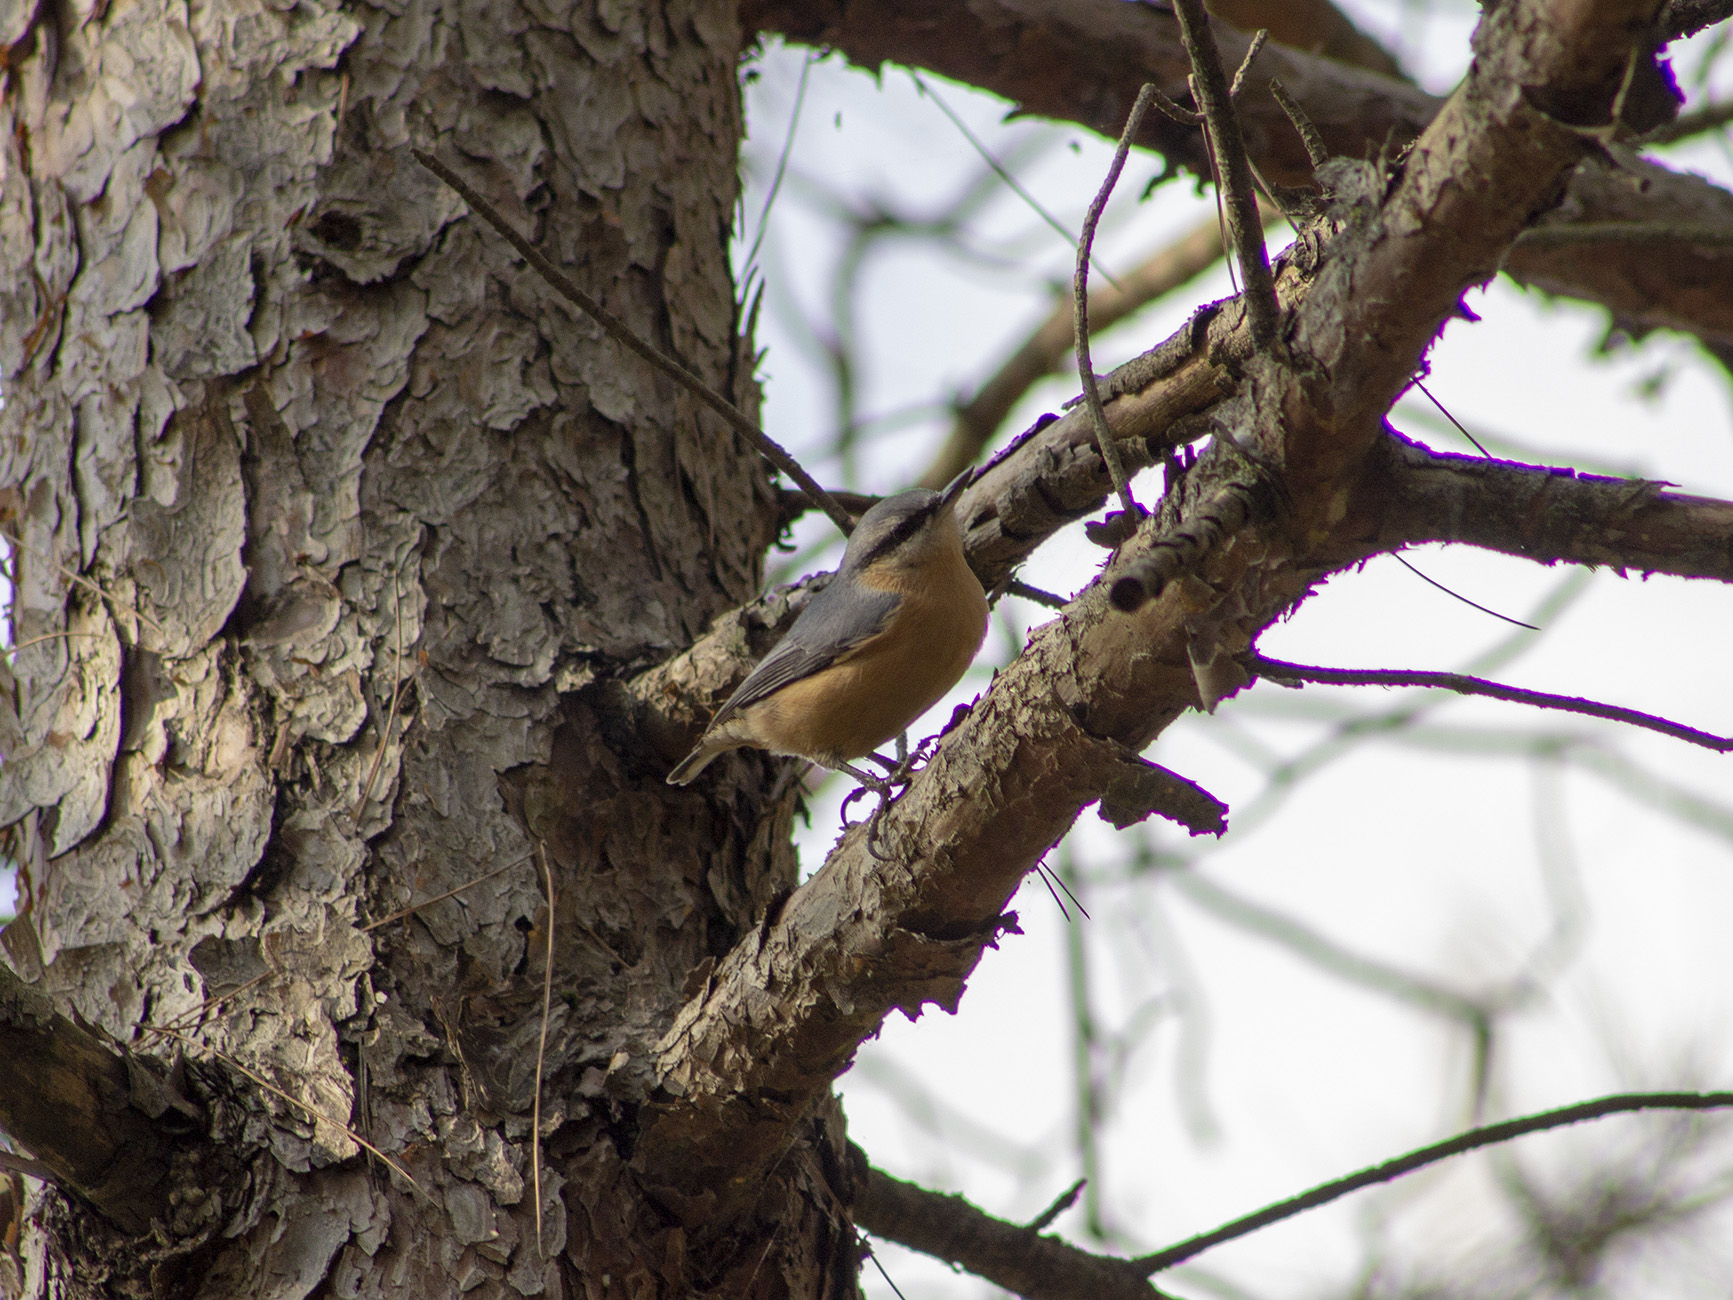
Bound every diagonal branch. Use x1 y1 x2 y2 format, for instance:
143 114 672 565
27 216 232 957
1170 0 1278 350
855 1092 1733 1292
632 0 1673 1230
852 1149 1168 1300
1248 653 1733 752
636 462 1314 1222
1134 1091 1733 1272
0 962 204 1233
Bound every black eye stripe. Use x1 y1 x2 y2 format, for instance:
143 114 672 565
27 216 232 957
858 506 935 567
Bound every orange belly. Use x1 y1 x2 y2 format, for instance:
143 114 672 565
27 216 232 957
752 576 987 762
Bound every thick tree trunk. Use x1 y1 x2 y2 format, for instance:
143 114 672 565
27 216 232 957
2 0 1702 1292
0 0 850 1293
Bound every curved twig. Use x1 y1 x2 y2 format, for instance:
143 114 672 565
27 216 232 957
1248 653 1733 753
1076 85 1160 518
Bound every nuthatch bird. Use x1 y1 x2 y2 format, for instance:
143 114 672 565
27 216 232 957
666 474 988 787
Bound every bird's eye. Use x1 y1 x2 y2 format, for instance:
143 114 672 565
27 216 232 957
882 510 930 554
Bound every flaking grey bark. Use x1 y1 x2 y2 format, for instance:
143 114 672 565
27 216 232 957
0 0 850 1294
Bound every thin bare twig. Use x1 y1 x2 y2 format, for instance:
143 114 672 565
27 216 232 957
0 526 168 638
1247 653 1733 752
1412 378 1492 457
2 631 102 656
865 1247 914 1300
1148 88 1201 128
1389 554 1541 630
360 855 531 932
1227 29 1268 101
1198 119 1239 296
741 48 814 279
138 970 277 1040
1004 578 1069 609
154 1026 423 1193
532 842 555 1258
1135 1091 1733 1273
909 72 1123 291
1032 862 1074 921
412 150 856 535
1027 1178 1087 1232
1076 85 1159 518
1268 78 1330 170
1170 0 1279 350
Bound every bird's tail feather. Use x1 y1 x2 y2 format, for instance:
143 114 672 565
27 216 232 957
666 738 727 785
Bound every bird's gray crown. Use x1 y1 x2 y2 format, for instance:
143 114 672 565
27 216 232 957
840 488 945 572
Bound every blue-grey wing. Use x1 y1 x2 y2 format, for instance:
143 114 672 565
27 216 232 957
708 578 901 730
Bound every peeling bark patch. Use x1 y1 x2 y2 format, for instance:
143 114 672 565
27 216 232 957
127 393 248 658
0 602 122 857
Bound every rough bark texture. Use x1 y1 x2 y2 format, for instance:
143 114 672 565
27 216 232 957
1374 433 1733 579
2 0 1729 1296
0 962 201 1237
0 0 849 1293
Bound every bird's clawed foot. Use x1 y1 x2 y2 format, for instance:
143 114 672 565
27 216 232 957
838 733 940 859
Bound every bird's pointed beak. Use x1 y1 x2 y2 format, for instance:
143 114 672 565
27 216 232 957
938 468 972 512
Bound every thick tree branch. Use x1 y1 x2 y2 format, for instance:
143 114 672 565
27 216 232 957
635 451 1335 1222
1368 432 1733 582
0 962 194 1233
1273 0 1667 509
744 0 1733 354
742 0 1431 191
632 0 1670 1229
852 1148 1168 1300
